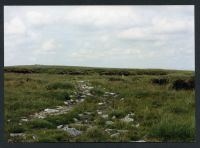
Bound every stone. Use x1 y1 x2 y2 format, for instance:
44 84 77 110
80 99 85 102
97 111 102 115
84 112 91 115
63 126 82 136
10 133 25 137
57 125 63 129
105 129 113 134
21 118 28 122
64 101 69 105
121 115 134 123
120 98 124 101
78 113 83 117
135 123 140 128
98 102 104 105
106 121 114 125
131 140 146 142
110 133 120 138
112 116 116 119
56 106 63 110
102 114 108 119
73 118 78 122
44 108 59 113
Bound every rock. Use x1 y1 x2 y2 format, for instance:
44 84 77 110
64 101 69 105
57 125 63 129
97 111 102 115
110 133 120 138
10 133 25 137
81 95 86 98
112 116 116 119
73 118 78 122
106 121 114 125
98 102 104 105
32 135 36 140
80 99 85 102
131 140 146 142
78 113 83 117
44 108 59 113
102 114 108 119
56 106 63 110
63 126 82 136
121 115 134 123
84 112 91 115
120 98 124 101
7 119 11 122
135 123 140 128
105 129 113 134
21 118 28 122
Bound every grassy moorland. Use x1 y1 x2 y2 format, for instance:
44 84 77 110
4 65 195 142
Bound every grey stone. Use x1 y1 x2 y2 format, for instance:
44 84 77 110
57 125 63 129
10 133 25 137
110 133 120 138
44 108 59 113
106 121 114 125
98 102 104 105
21 118 28 122
102 114 108 119
63 126 82 136
121 115 134 123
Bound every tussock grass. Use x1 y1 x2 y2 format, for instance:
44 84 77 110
4 65 195 142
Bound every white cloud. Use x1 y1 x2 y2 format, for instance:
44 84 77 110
5 17 26 34
4 6 194 70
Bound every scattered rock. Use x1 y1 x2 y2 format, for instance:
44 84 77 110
97 111 102 115
102 114 108 119
112 116 116 119
10 133 25 137
63 126 82 136
98 102 104 105
131 140 146 142
64 101 69 105
57 125 63 129
106 121 114 125
56 106 63 110
110 133 120 138
135 123 140 128
44 108 59 113
73 118 78 122
21 118 28 122
120 98 124 101
121 114 134 123
78 113 83 117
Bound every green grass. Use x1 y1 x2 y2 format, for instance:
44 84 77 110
4 65 195 142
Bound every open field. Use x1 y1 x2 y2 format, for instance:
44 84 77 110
4 65 195 142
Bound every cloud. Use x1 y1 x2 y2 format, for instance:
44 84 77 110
5 17 26 34
4 6 194 70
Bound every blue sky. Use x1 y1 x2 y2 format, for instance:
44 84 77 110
4 6 194 70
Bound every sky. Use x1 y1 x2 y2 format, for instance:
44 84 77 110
4 6 194 70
